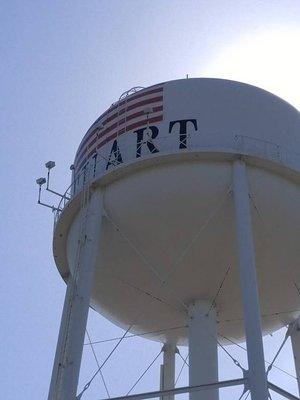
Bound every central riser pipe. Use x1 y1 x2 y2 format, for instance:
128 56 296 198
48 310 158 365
160 344 177 400
189 300 219 400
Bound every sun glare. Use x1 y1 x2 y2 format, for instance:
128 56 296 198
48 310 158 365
204 28 300 110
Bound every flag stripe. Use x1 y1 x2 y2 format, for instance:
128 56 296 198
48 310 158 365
103 94 163 126
76 104 163 162
77 96 163 153
91 86 163 127
76 112 163 166
77 87 163 154
76 115 163 171
75 85 164 171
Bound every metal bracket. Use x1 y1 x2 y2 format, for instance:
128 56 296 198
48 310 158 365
45 161 70 200
242 369 250 393
36 177 62 212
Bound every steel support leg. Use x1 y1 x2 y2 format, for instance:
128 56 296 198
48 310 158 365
188 300 219 400
232 159 268 400
290 318 300 396
160 343 177 400
48 188 103 400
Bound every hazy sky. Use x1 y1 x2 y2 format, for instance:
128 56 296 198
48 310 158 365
1 1 300 399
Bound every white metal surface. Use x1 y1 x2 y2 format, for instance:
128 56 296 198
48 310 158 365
48 188 103 400
160 344 177 400
290 318 300 396
189 301 218 400
56 159 300 345
232 159 268 400
47 78 300 400
72 78 300 192
53 78 300 345
48 273 74 400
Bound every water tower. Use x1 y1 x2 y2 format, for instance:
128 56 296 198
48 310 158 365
37 78 300 400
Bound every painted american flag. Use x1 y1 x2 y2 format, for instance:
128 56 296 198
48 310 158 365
75 85 164 170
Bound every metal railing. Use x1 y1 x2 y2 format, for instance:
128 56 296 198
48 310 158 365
53 133 300 227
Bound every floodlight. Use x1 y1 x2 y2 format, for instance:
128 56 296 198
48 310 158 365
45 161 56 169
36 177 46 185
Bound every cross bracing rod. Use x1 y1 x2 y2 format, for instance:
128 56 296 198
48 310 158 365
98 378 246 400
268 381 300 400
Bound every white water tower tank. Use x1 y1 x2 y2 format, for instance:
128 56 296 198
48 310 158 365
53 78 300 346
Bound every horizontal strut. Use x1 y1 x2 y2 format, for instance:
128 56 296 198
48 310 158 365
268 381 300 400
98 378 245 400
